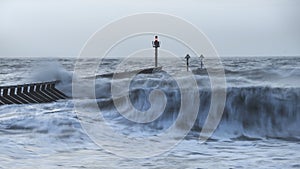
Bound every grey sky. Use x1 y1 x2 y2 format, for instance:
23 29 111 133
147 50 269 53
0 0 299 57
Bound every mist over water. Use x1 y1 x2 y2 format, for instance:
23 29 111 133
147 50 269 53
0 56 299 168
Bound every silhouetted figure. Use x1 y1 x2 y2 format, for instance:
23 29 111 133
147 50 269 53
185 54 191 71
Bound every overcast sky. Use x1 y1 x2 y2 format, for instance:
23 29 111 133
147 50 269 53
0 0 299 57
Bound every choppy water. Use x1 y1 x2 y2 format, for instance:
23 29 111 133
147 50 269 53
0 56 300 168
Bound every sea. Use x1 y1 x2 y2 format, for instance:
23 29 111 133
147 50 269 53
0 56 299 168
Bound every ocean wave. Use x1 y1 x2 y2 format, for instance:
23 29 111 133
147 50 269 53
1 57 299 141
95 84 300 140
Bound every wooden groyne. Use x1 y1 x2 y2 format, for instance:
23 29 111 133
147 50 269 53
0 81 68 105
0 67 161 106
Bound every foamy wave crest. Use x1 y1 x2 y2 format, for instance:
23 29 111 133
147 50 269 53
215 86 300 140
96 76 300 141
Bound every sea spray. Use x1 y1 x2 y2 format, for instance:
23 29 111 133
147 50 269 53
30 61 73 97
